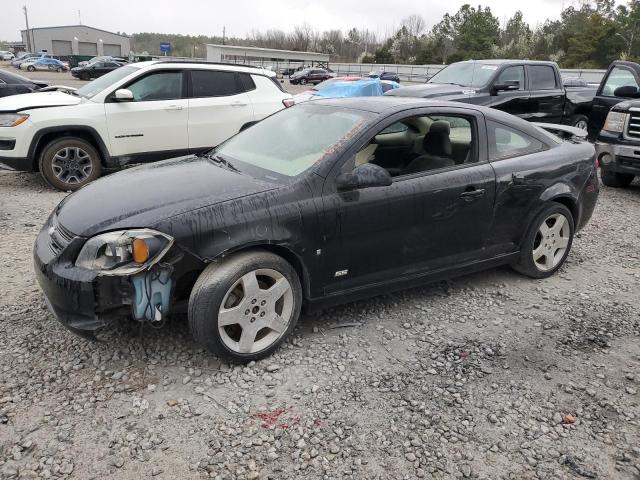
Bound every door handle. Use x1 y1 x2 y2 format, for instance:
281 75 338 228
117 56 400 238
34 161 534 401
460 188 485 201
165 104 183 111
231 102 248 107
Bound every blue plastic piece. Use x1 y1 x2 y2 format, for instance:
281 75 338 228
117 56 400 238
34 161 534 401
131 267 172 321
314 79 384 98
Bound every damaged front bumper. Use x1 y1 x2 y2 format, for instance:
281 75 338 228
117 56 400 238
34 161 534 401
33 217 195 336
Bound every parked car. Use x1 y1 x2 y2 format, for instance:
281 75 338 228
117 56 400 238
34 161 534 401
588 60 640 188
77 55 127 68
71 61 126 80
33 97 599 362
20 58 69 72
368 70 401 83
387 60 595 129
293 78 398 103
12 52 53 68
0 69 48 98
0 51 15 61
289 68 332 85
0 60 293 191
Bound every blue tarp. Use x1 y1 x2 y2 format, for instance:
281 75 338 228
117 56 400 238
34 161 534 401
313 79 384 98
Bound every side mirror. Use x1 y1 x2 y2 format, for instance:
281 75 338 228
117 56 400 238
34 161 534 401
613 85 640 98
114 88 134 102
492 80 520 95
336 163 392 191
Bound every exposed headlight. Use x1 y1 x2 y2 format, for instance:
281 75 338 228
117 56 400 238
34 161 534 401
603 111 628 133
0 114 29 127
75 229 173 275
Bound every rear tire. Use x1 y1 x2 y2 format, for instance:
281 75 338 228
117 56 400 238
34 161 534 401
600 169 634 188
39 137 102 191
570 114 589 131
511 203 574 279
189 251 302 363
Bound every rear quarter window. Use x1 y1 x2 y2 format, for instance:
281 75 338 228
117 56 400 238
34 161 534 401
488 120 547 160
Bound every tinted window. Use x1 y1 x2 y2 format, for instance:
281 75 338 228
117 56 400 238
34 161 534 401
238 73 256 92
191 70 241 97
495 66 525 90
601 66 639 97
488 121 546 160
127 71 183 101
105 62 119 67
529 66 557 90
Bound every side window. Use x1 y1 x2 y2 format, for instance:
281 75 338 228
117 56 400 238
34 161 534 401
488 121 546 160
601 66 639 97
495 66 525 90
191 70 241 97
92 63 104 68
529 66 557 90
351 114 476 177
238 73 256 92
127 71 183 101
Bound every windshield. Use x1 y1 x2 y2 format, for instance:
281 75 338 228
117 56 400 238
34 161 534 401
428 62 498 88
76 65 138 99
216 104 374 177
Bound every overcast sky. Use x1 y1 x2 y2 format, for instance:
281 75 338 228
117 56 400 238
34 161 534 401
1 0 584 41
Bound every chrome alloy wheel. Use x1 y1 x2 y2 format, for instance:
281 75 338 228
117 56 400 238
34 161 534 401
51 147 93 184
532 213 571 272
574 119 588 130
217 269 294 354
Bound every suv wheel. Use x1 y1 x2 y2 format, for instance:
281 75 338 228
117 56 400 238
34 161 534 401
570 114 589 131
601 169 634 188
189 251 302 362
511 203 574 279
39 137 102 191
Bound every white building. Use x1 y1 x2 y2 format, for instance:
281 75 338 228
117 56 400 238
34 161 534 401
21 25 130 57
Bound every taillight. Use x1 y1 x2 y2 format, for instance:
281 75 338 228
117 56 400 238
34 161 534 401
282 98 294 108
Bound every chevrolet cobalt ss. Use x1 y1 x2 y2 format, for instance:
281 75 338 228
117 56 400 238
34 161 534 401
34 98 599 362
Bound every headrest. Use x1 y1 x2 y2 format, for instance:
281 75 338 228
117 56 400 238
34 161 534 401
429 120 451 135
423 120 452 157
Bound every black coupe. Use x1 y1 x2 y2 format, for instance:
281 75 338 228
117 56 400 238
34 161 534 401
34 98 599 362
0 69 47 98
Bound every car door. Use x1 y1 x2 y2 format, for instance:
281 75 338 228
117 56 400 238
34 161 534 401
526 64 564 123
588 63 640 139
187 69 255 151
490 65 529 118
320 108 496 294
104 69 189 159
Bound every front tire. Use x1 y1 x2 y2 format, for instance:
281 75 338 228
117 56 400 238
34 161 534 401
601 169 634 188
189 251 302 363
27 65 35 72
39 137 102 191
511 203 574 279
300 78 308 85
80 72 90 81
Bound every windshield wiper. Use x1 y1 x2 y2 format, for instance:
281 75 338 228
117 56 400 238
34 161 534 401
202 153 240 173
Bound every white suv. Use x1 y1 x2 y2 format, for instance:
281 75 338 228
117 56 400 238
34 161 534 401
0 61 293 190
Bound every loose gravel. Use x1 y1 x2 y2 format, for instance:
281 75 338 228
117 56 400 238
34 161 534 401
1 171 639 480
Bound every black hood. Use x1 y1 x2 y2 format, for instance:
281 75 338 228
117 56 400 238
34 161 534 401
56 156 278 237
386 83 477 100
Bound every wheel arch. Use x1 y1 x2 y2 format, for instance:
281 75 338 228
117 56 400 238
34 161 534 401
29 125 111 171
539 182 579 224
206 242 312 301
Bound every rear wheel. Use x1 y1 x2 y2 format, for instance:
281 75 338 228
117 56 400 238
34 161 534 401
511 203 574 279
601 169 634 188
570 114 589 131
39 137 102 191
189 251 302 362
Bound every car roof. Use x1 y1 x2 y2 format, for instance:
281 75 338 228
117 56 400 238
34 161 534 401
451 59 558 67
142 60 275 76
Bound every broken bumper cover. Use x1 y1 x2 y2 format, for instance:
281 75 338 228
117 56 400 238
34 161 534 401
595 133 640 176
33 225 135 335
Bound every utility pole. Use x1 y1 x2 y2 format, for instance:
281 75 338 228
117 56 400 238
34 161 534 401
23 5 31 52
78 10 82 25
222 26 226 45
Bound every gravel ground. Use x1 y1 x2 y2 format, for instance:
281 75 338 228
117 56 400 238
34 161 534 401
0 77 639 479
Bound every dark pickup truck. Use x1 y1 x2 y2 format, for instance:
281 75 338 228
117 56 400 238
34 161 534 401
387 60 595 129
589 60 640 188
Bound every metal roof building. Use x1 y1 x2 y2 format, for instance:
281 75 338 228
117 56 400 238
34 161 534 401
21 25 130 57
206 44 330 70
